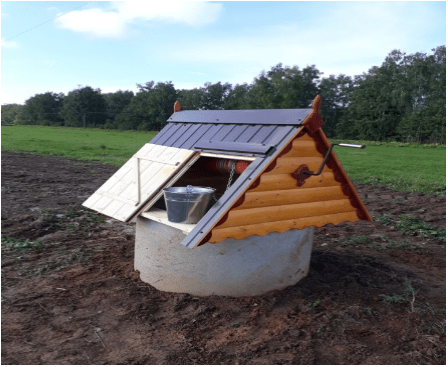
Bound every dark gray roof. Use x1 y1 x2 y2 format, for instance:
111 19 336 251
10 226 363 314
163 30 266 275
167 109 312 125
151 108 312 157
151 123 297 157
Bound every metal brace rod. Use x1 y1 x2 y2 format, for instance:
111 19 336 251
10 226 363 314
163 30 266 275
307 143 366 177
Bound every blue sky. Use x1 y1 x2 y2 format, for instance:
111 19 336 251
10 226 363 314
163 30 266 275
1 1 446 105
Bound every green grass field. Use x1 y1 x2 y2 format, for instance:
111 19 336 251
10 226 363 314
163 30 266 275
2 125 446 195
1 126 157 166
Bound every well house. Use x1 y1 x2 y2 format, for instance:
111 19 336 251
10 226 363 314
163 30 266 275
83 95 372 296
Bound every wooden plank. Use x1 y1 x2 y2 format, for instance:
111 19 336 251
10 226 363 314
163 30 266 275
249 172 337 192
215 199 354 229
233 186 347 210
95 191 138 206
140 209 196 234
82 192 103 209
91 196 113 212
112 202 137 222
262 157 331 175
136 158 141 205
102 199 126 218
208 211 359 243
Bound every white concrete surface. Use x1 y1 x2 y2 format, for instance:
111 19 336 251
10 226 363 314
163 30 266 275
134 216 314 297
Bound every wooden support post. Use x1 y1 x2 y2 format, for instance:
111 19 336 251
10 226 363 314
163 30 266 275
135 157 141 206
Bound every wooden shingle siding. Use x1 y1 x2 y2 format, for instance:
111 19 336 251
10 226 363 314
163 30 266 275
83 144 196 222
205 129 370 244
233 186 347 210
209 211 359 242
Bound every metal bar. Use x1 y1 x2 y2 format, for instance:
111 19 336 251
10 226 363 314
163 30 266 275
133 154 183 165
199 152 256 161
167 109 312 125
309 143 366 177
194 141 274 155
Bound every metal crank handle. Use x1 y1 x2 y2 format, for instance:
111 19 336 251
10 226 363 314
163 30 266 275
336 143 366 149
308 143 366 177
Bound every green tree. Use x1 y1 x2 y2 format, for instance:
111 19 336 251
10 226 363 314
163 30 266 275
318 74 353 137
103 90 134 127
397 46 446 142
115 81 177 131
337 50 407 140
16 92 64 126
60 86 107 127
246 63 321 109
1 104 24 125
178 88 203 110
223 83 251 110
337 46 446 142
201 82 232 110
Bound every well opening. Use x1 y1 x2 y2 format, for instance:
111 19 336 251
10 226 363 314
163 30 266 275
141 154 254 233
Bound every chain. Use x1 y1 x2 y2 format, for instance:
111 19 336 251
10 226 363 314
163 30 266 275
212 191 218 202
211 160 236 204
226 160 236 191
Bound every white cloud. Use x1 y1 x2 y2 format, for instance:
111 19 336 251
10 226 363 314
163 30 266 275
55 1 222 38
55 8 127 38
161 1 441 78
1 39 19 49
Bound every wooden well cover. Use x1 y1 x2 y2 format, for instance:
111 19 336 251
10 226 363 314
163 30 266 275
82 144 196 222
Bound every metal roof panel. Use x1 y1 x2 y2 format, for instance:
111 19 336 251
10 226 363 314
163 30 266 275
167 109 312 125
151 122 294 155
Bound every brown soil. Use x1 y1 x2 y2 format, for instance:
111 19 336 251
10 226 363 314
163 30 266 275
1 151 446 365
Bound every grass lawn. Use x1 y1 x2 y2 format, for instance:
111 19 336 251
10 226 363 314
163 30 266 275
332 144 446 196
1 126 157 166
2 125 446 195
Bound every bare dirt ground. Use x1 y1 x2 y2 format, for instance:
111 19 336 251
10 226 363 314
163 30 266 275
1 151 446 365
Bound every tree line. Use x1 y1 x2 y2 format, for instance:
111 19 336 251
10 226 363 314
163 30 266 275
2 45 445 143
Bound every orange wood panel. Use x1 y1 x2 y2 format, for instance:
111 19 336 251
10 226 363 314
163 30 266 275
293 133 314 142
250 172 337 192
316 128 373 222
216 199 355 229
281 147 323 158
263 157 332 175
208 211 359 243
292 138 315 148
234 185 347 210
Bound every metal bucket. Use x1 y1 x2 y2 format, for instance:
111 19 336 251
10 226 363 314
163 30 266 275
163 185 216 224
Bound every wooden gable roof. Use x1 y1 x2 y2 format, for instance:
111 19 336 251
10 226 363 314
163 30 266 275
180 96 372 248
